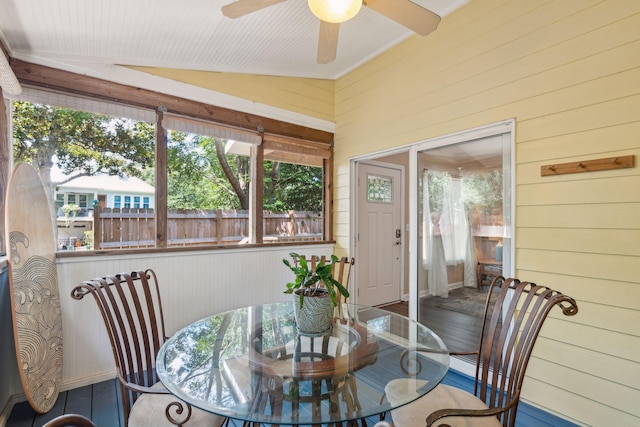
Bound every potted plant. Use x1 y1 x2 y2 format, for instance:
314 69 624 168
283 252 349 335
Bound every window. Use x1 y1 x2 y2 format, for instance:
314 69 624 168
261 134 330 243
367 174 393 203
10 86 332 252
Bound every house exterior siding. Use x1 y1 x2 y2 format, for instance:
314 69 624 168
331 0 640 425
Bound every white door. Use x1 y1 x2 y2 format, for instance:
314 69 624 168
355 163 402 306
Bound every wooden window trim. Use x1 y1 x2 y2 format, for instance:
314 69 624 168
2 58 335 255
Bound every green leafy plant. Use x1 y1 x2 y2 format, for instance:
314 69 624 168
61 203 80 227
283 252 349 308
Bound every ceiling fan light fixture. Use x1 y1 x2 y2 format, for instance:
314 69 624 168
308 0 362 24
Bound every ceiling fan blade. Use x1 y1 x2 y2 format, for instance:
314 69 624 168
364 0 441 36
221 0 287 19
317 21 340 64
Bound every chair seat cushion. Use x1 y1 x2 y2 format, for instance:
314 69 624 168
385 378 429 407
128 382 226 427
390 384 502 427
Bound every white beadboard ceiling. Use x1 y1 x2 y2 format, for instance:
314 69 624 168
0 0 468 81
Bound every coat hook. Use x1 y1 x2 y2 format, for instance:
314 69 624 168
612 157 619 164
548 165 556 171
578 162 585 168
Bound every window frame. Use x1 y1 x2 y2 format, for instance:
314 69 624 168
2 59 335 255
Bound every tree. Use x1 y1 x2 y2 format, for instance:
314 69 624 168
166 131 250 210
166 131 323 212
12 101 155 221
13 100 323 224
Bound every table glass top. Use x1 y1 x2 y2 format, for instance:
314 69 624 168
157 302 449 425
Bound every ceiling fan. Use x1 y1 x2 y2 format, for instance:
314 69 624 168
221 0 441 64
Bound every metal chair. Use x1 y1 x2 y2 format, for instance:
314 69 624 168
42 414 96 427
71 270 227 427
388 276 578 427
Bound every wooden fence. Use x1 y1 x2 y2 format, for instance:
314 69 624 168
91 208 323 249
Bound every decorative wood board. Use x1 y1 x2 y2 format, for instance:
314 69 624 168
5 163 62 413
541 155 634 176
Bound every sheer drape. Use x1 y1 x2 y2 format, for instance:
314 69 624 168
422 171 477 296
422 170 448 297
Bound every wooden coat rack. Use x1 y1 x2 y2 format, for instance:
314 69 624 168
541 155 634 176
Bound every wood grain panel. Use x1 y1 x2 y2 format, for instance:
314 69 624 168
517 248 640 284
511 271 638 310
11 59 334 144
517 121 640 164
518 149 639 185
534 338 638 389
517 176 640 206
522 377 638 427
330 1 640 425
538 317 638 364
527 357 639 416
517 204 640 229
517 94 640 143
517 228 640 256
129 67 335 122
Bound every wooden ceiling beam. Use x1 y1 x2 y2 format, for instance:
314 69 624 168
10 58 334 144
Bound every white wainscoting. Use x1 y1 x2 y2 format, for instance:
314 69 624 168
56 244 334 390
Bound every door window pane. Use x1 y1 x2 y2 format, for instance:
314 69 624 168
367 174 393 203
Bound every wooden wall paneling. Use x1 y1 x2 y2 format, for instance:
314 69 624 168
517 228 640 256
10 59 334 144
517 203 640 229
541 155 635 176
517 176 640 206
155 110 167 248
324 150 333 241
516 248 640 285
522 377 638 427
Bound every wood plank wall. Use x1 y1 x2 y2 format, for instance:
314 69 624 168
332 0 640 425
56 244 335 391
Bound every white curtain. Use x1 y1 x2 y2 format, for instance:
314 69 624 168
422 170 448 297
422 172 477 295
462 199 477 288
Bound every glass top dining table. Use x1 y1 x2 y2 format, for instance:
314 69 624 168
156 302 449 426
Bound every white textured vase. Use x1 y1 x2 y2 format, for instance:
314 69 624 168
293 289 333 336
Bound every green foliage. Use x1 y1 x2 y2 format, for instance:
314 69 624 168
282 253 349 308
425 169 503 212
13 101 324 215
463 170 503 210
264 161 322 211
167 131 249 209
12 101 154 177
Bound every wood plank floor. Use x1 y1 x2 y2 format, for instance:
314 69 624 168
380 287 485 355
6 379 387 427
7 292 481 427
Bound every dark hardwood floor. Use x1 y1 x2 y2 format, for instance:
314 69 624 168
379 287 485 355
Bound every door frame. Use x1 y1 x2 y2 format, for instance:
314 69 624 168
350 158 406 305
349 119 515 376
